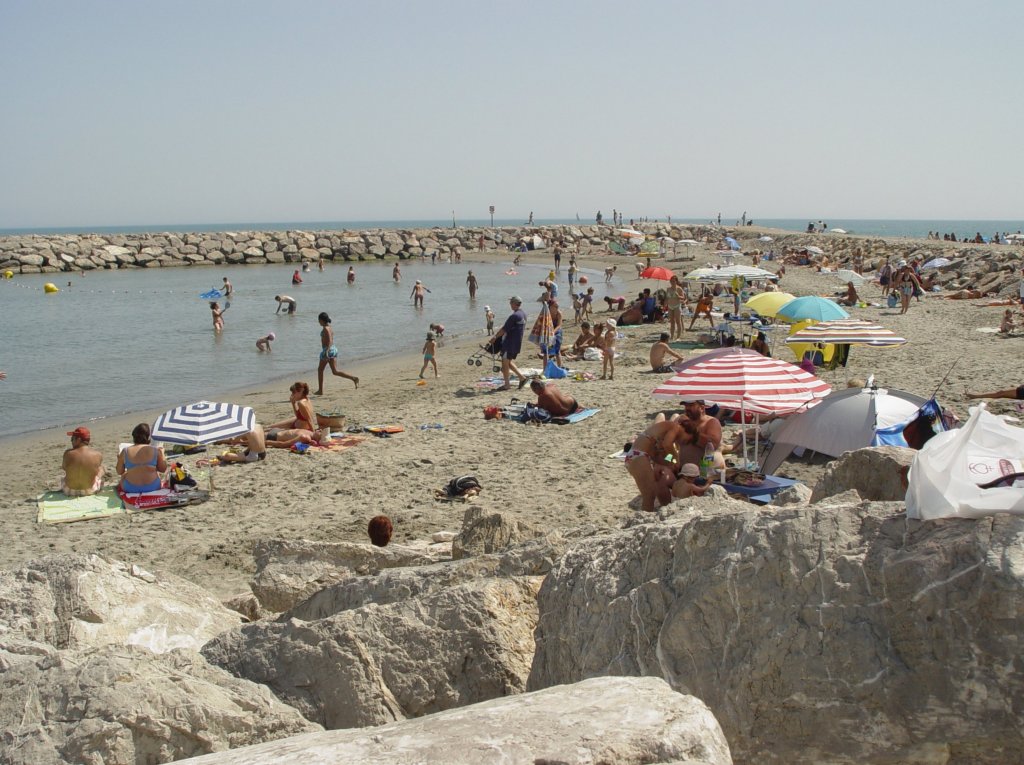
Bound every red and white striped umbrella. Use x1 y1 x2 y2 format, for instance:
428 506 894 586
652 348 831 415
784 319 908 347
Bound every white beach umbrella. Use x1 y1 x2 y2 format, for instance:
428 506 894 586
676 239 700 245
802 245 825 256
151 401 255 445
921 257 952 270
617 229 645 241
829 228 848 234
758 235 774 242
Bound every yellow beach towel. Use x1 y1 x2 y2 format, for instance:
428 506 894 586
37 487 126 525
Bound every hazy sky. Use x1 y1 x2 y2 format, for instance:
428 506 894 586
2 0 1021 228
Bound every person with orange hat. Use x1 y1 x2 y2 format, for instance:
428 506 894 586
61 426 104 496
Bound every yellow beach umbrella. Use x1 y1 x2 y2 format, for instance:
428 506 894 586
743 291 796 318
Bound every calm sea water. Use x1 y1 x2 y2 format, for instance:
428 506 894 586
0 258 618 439
2 217 1022 239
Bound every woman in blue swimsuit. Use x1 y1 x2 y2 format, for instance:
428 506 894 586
315 312 359 395
117 423 167 493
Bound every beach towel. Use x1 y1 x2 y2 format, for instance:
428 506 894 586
118 487 207 511
551 408 600 425
37 488 125 525
314 435 366 452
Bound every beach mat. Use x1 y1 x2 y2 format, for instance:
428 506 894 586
314 435 366 452
118 487 208 511
37 487 125 524
551 408 601 425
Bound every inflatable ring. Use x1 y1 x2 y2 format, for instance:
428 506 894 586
44 282 60 294
2 270 12 279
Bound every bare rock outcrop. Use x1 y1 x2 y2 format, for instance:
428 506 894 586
203 577 540 730
528 502 1024 764
248 539 444 613
0 553 240 653
0 645 320 765
451 507 554 559
288 537 562 621
177 676 732 765
809 445 914 503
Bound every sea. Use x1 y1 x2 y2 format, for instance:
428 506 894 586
3 216 1022 439
0 258 609 440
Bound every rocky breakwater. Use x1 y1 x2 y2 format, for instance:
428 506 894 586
0 223 682 274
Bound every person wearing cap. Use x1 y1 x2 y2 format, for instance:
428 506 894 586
484 305 494 334
61 427 104 496
491 296 528 390
672 463 711 499
410 280 430 308
256 332 276 352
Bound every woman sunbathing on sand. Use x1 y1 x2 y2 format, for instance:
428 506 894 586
267 381 316 431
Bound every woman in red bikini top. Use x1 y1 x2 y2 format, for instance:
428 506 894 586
267 381 316 431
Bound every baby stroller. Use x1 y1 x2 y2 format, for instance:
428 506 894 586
467 335 503 372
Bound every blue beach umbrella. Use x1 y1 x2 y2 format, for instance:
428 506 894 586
151 400 255 445
775 296 850 323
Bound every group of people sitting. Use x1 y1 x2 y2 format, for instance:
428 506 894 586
58 380 336 496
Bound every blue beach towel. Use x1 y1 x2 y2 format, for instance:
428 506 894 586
551 408 600 425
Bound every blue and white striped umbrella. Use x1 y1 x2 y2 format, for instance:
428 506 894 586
151 400 255 445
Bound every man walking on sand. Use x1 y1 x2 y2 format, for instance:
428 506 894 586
492 296 528 391
61 426 104 496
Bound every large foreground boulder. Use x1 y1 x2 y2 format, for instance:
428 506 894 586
203 577 540 729
179 676 732 764
0 645 320 764
0 553 240 653
528 502 1024 764
249 539 444 613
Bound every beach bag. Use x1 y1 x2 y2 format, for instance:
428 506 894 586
444 475 482 497
887 293 899 308
543 359 568 379
168 462 197 490
518 403 551 424
483 405 502 420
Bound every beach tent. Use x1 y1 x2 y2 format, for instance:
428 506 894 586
724 236 741 250
760 384 929 475
527 234 546 250
921 257 952 270
907 405 1024 520
835 269 869 286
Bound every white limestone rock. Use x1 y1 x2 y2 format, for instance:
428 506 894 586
177 676 731 765
202 577 540 730
248 538 443 613
0 645 320 764
528 502 1024 764
0 553 241 653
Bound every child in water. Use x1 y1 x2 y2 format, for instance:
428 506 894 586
256 332 275 352
419 332 438 379
484 306 494 333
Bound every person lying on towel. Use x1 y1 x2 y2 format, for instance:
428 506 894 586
219 425 268 463
529 378 581 418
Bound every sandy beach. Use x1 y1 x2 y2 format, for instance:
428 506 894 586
1 239 1020 599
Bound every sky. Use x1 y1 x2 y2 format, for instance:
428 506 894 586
1 0 1021 228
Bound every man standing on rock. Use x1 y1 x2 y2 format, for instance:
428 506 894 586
492 296 528 391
